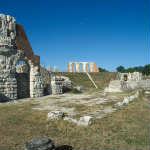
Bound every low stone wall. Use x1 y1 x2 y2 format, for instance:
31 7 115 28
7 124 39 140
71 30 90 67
138 79 150 89
40 67 51 85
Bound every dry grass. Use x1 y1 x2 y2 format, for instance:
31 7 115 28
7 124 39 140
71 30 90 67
0 91 149 150
51 72 117 89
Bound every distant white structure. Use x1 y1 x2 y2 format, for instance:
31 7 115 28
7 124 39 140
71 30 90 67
67 62 98 72
105 72 143 93
118 72 142 81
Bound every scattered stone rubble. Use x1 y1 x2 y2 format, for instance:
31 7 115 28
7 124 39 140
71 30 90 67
47 110 93 126
47 110 65 119
115 91 139 107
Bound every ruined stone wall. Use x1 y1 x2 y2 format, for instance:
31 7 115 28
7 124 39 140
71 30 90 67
0 14 43 101
40 67 51 95
40 67 51 85
118 72 142 81
15 73 30 99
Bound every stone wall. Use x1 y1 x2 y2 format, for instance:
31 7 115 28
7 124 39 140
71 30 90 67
40 66 52 95
51 76 72 94
117 72 142 81
0 14 43 101
105 72 150 93
138 79 150 89
15 73 30 99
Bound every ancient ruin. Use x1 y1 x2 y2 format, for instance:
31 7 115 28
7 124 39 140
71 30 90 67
67 62 98 72
0 14 74 101
117 72 142 81
0 14 44 101
105 72 144 92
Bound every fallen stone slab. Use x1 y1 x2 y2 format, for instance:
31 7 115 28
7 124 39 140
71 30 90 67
115 91 139 107
64 117 78 124
47 110 65 119
64 116 92 126
77 116 93 126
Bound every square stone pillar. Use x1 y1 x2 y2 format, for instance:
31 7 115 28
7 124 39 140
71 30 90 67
76 63 80 72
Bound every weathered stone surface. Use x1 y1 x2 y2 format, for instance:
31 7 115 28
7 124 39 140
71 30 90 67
138 79 150 89
0 14 16 55
77 116 92 126
105 72 150 93
24 137 55 150
74 86 84 92
117 72 142 81
104 80 123 92
115 91 139 107
48 110 65 119
0 14 44 101
64 116 92 126
51 76 72 94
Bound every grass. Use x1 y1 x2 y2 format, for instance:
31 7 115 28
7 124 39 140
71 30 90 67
52 72 117 89
0 91 149 150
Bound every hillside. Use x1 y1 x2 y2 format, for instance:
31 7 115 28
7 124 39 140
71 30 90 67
51 72 117 89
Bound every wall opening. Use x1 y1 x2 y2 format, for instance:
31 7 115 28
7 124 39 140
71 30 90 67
15 60 30 99
87 64 90 72
124 74 128 81
80 64 82 72
72 63 75 72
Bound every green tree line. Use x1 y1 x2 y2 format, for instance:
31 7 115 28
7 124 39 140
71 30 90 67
116 64 150 75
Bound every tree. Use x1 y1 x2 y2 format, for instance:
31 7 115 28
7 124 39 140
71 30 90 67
98 67 108 72
116 66 125 73
142 64 150 75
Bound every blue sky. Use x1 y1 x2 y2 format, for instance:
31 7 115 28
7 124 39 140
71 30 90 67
0 0 149 71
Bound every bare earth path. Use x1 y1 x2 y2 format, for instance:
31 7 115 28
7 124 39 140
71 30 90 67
6 89 137 120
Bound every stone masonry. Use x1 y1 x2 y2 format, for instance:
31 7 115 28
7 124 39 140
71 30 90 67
0 14 43 101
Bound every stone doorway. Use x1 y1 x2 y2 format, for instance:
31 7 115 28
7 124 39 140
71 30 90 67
15 60 30 99
124 74 128 81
